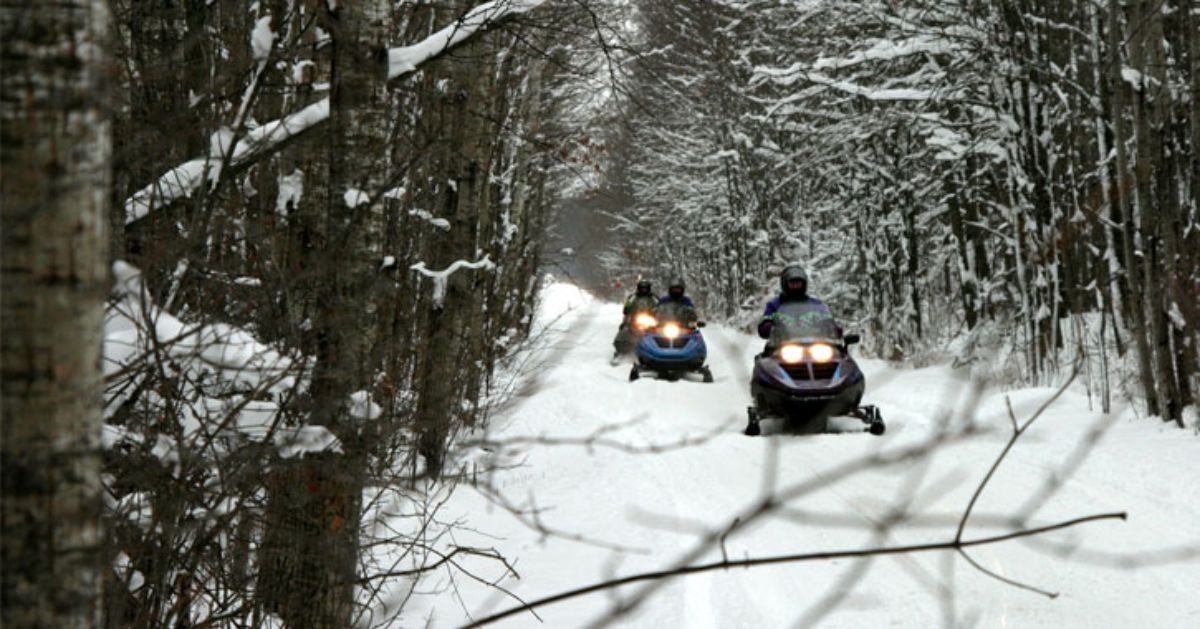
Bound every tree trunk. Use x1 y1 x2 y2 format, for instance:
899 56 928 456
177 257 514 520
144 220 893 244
259 2 391 625
1129 0 1182 423
1107 0 1159 416
412 2 493 477
1 1 110 626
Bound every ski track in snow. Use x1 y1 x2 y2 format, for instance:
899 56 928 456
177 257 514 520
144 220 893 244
398 288 1200 628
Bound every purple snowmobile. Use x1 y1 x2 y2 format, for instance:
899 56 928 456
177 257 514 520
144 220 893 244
745 301 885 436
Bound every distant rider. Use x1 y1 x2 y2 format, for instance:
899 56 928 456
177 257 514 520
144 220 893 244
613 279 658 359
622 279 658 326
628 278 657 316
657 276 698 325
758 265 841 343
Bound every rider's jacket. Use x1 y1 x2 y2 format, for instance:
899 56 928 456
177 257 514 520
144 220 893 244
758 295 840 339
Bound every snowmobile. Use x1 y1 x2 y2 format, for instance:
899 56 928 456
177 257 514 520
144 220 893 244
744 301 885 436
629 301 714 383
612 309 657 364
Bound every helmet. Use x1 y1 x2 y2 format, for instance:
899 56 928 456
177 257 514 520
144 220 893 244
667 276 685 299
779 265 808 299
636 279 652 296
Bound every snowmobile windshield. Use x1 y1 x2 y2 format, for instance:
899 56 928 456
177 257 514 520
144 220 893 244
769 301 839 344
654 300 694 325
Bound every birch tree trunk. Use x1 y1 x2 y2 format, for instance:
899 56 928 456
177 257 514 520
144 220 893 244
1 1 110 626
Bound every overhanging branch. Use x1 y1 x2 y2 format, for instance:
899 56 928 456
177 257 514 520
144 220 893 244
124 0 550 226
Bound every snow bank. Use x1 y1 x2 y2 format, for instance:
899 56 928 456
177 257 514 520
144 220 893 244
104 261 339 461
533 275 592 323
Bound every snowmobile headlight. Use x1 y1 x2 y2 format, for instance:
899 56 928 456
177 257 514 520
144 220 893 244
635 313 657 330
662 323 682 339
780 344 804 364
809 343 835 362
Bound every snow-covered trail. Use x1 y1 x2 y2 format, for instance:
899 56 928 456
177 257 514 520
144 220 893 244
401 285 1200 628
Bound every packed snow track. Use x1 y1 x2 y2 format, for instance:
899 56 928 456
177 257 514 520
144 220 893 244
397 284 1200 628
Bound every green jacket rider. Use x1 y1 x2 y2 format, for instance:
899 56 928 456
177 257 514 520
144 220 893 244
621 280 658 327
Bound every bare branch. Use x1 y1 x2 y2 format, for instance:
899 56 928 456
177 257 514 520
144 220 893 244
465 511 1126 627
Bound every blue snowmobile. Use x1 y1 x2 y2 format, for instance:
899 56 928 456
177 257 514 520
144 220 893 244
744 301 884 436
629 301 714 383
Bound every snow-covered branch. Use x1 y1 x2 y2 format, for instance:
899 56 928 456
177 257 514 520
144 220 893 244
387 0 547 79
124 0 548 225
801 71 941 102
812 35 963 71
410 255 497 309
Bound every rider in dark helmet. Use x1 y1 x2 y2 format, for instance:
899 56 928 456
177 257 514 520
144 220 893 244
661 277 694 305
657 276 698 325
758 265 841 339
614 278 660 359
780 265 809 299
622 279 658 318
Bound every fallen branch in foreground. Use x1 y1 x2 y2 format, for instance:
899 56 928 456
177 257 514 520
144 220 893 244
464 511 1126 627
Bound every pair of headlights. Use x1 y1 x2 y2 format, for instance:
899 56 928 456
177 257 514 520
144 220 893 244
780 343 835 363
633 314 686 339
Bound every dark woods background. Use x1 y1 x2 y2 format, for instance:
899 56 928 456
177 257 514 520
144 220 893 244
5 0 612 626
106 0 612 625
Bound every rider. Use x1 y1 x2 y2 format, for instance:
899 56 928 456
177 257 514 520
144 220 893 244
657 276 698 325
622 279 658 325
613 279 658 358
757 265 841 342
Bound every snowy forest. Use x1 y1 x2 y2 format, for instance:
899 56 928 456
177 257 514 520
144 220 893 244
2 0 1197 628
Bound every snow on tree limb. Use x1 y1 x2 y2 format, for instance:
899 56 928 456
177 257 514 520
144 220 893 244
124 0 547 225
811 35 962 71
387 0 547 79
124 88 330 225
410 255 497 309
795 70 940 102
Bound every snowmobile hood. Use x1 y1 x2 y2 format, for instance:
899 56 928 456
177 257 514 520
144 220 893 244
636 327 707 364
753 353 861 395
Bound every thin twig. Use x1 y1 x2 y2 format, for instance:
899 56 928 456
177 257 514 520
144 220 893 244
954 363 1080 543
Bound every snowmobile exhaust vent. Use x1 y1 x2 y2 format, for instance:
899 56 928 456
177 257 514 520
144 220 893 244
811 362 838 380
782 361 839 381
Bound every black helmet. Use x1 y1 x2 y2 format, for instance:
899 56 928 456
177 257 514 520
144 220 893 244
636 279 652 296
667 276 685 299
780 265 808 299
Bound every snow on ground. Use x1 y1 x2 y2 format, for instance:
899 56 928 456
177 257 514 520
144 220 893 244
397 281 1200 628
